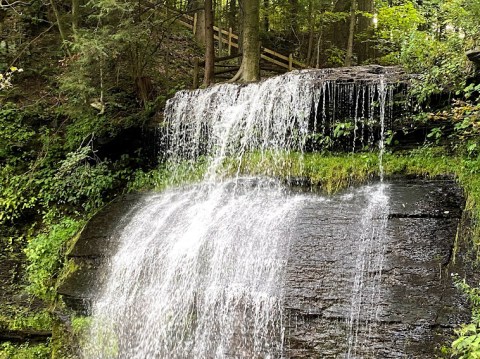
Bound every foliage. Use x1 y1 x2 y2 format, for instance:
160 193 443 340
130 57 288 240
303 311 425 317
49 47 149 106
24 218 84 302
0 66 23 91
0 308 53 332
43 144 117 213
450 278 480 358
375 1 425 64
0 342 50 359
128 159 208 192
370 0 479 102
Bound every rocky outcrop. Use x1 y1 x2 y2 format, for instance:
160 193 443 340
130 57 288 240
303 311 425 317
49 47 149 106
58 194 147 312
62 178 470 358
284 179 469 358
467 49 480 66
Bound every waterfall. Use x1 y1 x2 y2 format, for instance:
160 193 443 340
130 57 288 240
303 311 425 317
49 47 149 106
82 180 305 358
82 68 402 358
163 67 402 178
378 78 387 182
346 184 389 358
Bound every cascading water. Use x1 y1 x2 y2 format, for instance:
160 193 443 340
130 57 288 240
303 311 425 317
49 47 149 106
346 184 389 358
82 180 304 358
163 68 403 170
81 67 407 358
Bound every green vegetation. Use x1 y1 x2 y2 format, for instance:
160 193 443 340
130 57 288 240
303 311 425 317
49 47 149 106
1 0 480 357
0 342 51 359
25 218 85 303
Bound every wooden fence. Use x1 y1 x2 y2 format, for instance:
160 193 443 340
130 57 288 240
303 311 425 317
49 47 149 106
175 11 308 71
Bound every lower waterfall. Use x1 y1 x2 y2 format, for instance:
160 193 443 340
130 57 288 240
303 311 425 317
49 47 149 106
82 179 304 358
81 179 396 358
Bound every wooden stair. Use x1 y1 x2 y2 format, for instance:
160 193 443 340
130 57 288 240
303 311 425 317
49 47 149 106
168 8 308 72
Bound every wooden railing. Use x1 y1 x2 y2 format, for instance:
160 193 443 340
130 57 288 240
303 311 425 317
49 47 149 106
175 11 308 71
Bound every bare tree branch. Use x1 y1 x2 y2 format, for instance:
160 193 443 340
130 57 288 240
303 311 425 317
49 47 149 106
0 0 31 9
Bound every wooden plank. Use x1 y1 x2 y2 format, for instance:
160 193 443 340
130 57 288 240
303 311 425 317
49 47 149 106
261 54 289 69
292 59 308 68
215 67 240 75
263 47 289 62
214 34 238 49
213 25 239 39
178 20 193 29
198 52 242 66
218 25 223 53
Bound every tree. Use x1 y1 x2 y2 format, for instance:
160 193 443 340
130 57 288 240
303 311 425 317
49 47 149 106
233 0 260 82
203 0 215 86
344 0 357 66
50 0 71 56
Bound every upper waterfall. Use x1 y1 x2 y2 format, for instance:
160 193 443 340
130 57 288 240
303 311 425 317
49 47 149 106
163 66 408 181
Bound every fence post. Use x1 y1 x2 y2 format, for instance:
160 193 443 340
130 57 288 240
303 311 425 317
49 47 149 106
288 53 293 71
193 57 200 89
193 13 197 35
228 27 233 55
218 25 223 54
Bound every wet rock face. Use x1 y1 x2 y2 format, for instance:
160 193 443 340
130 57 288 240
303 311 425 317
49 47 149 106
59 194 147 312
300 65 409 84
61 178 469 357
284 179 468 358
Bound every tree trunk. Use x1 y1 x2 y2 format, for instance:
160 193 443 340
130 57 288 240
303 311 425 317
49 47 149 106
50 0 71 56
263 0 269 32
306 0 314 65
203 0 215 86
72 0 80 33
240 0 260 82
344 0 357 66
315 25 323 68
356 0 374 63
227 0 237 32
194 0 206 44
288 0 299 44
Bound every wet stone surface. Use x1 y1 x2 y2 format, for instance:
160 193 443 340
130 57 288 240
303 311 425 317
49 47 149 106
284 178 468 358
61 178 469 357
59 194 147 312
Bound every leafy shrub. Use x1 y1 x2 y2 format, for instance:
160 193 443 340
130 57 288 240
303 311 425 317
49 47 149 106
451 278 480 358
24 218 84 302
42 145 116 213
0 342 50 359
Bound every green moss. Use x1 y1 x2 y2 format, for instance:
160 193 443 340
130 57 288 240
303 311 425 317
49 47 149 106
0 308 53 332
0 342 51 359
130 147 480 247
127 159 208 192
71 316 92 337
24 218 85 303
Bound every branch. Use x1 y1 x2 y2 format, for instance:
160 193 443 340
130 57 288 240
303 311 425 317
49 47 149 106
0 0 30 8
9 24 55 68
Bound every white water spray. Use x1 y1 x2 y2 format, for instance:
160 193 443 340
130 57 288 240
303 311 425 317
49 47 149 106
346 184 389 358
82 68 399 358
